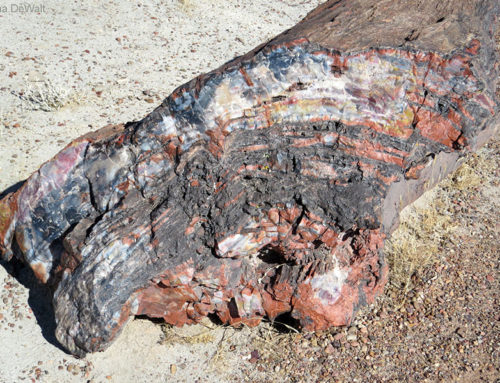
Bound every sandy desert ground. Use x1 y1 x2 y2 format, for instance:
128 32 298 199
0 1 498 383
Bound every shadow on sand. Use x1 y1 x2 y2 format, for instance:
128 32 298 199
0 180 25 200
0 257 69 354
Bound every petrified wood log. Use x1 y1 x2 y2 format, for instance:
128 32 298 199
1 0 499 356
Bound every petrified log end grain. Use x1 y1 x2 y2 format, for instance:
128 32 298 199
0 0 498 356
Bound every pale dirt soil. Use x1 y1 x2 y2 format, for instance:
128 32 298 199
0 1 498 382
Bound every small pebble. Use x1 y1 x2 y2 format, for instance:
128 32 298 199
346 334 357 342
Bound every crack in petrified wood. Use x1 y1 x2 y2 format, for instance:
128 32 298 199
0 31 498 357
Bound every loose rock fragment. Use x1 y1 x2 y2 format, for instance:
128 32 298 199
0 0 498 356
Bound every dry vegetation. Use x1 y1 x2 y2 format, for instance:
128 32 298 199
13 80 80 112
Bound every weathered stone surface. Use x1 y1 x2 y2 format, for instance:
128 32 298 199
0 0 498 357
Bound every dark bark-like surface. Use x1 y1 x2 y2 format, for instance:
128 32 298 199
0 0 498 357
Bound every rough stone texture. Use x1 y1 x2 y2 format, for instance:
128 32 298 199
0 0 498 357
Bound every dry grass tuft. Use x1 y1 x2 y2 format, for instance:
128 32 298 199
385 141 497 307
178 0 195 13
160 323 216 345
386 201 456 301
448 159 482 190
15 80 79 112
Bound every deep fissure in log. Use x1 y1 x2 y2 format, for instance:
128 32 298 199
0 0 498 356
